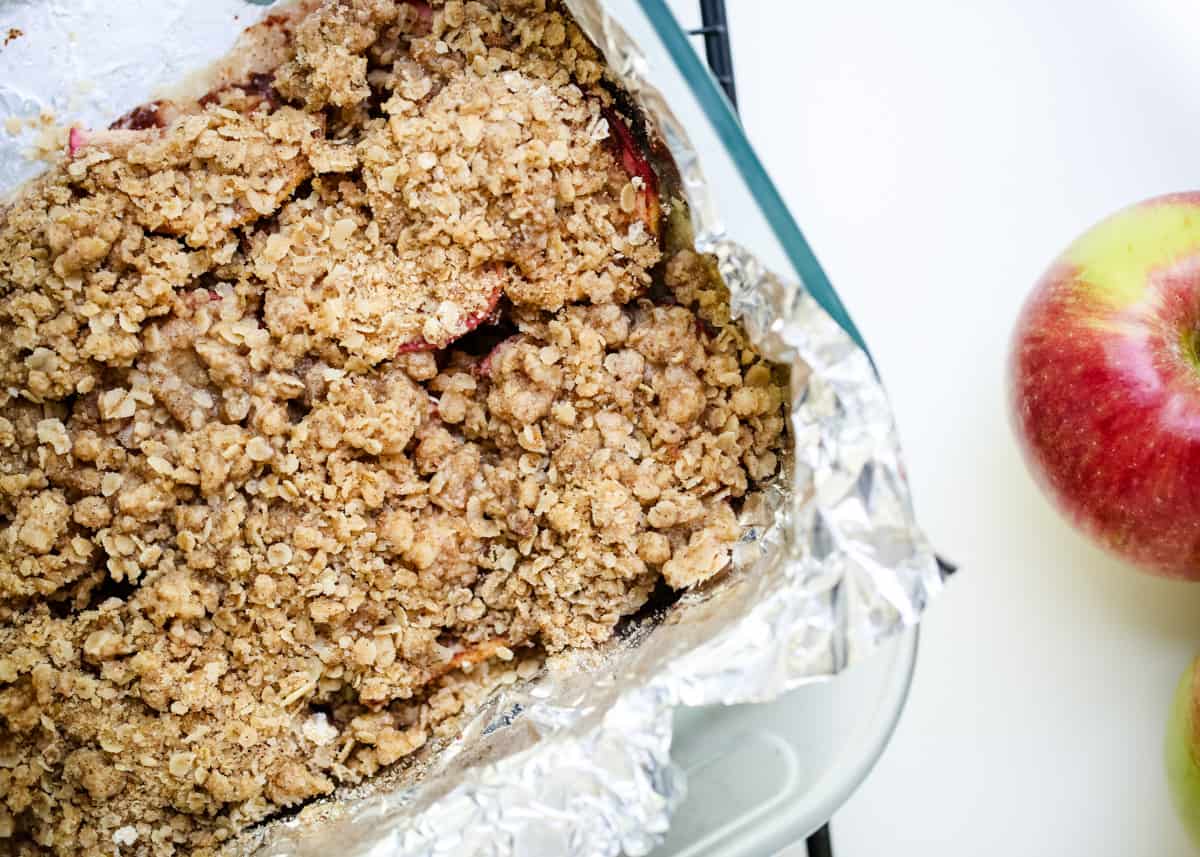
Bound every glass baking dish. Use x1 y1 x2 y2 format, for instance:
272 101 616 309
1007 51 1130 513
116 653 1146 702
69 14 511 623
659 629 917 856
0 0 920 853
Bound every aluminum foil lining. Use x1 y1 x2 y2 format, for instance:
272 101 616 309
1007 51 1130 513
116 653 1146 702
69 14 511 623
0 1 947 855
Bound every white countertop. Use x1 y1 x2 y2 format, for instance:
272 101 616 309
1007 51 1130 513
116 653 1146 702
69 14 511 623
665 0 1200 854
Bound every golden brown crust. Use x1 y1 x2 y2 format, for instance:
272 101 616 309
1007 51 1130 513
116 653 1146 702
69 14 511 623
0 2 788 854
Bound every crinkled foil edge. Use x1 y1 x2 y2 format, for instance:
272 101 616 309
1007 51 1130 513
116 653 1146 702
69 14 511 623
0 1 945 855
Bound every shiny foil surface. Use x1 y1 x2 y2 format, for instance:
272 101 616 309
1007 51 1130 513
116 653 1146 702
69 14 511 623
0 1 946 854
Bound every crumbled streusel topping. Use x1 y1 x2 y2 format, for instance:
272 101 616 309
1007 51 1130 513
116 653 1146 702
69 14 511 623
0 2 787 855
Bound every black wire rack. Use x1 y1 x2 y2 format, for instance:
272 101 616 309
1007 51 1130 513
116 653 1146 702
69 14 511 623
692 0 737 109
688 4 829 856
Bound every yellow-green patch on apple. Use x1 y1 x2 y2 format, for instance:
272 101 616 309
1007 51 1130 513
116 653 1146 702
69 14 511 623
1068 196 1200 310
1167 657 1200 846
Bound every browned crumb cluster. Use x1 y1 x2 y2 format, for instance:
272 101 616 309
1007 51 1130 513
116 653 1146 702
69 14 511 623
0 1 787 855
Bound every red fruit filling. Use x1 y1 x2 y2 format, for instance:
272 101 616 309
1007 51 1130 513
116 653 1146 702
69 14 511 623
405 0 433 30
474 334 521 378
395 278 506 355
603 107 661 237
110 100 168 131
67 127 88 157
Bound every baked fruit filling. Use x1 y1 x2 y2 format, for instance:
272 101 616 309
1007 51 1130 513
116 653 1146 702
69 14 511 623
0 1 788 854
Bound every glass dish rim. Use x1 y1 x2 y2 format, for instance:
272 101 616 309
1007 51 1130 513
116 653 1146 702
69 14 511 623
636 0 869 356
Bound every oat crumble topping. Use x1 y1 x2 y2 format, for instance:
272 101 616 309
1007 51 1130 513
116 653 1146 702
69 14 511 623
0 2 787 854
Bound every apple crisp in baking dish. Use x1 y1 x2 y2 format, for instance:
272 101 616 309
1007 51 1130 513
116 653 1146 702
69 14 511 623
0 1 787 854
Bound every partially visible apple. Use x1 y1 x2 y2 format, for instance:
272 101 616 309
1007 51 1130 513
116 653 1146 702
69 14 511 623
1010 192 1200 578
1167 657 1200 845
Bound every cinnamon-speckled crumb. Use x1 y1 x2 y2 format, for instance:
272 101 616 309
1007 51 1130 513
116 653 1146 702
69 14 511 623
0 1 787 855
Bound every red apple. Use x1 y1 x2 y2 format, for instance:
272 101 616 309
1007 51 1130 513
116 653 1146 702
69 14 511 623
1010 192 1200 578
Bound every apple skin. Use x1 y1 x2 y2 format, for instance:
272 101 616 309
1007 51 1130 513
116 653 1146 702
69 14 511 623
1167 657 1200 845
603 107 661 238
1010 192 1200 578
